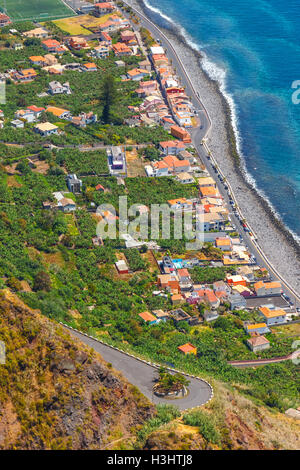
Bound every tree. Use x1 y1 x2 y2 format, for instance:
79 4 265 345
101 74 117 124
33 271 51 292
156 368 190 394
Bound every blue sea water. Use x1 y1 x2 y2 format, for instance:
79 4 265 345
141 0 300 240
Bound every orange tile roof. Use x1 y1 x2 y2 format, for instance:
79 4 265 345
254 281 264 290
29 55 46 62
200 186 218 197
259 307 286 319
20 68 37 76
139 311 157 322
83 62 97 69
246 323 268 330
46 106 69 117
178 343 197 353
216 237 231 246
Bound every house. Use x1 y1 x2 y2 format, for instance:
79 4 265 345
157 274 176 289
11 119 24 129
48 81 72 95
24 27 48 38
203 310 219 322
171 294 184 305
13 69 37 82
14 109 36 123
176 172 194 184
159 140 186 155
13 43 23 50
94 2 116 15
204 290 220 309
43 54 58 66
68 37 88 50
152 310 169 322
127 68 149 81
115 260 129 274
254 281 282 296
213 280 230 293
229 292 247 310
57 197 76 212
169 308 191 323
163 155 190 173
42 39 66 54
259 307 287 326
139 311 158 325
232 285 252 297
81 62 97 72
197 212 225 232
53 192 76 212
95 184 105 192
34 122 59 137
42 39 65 54
170 125 192 143
112 42 132 56
100 31 112 44
121 30 137 44
178 343 197 356
29 56 47 66
48 40 65 53
198 176 217 189
177 268 191 284
138 80 157 94
199 186 219 198
139 59 152 72
167 198 193 212
46 106 71 120
215 237 232 251
115 60 125 67
148 160 169 177
108 146 125 171
247 336 270 353
92 44 110 58
226 275 248 287
72 112 97 128
0 13 11 27
244 323 271 335
67 174 82 193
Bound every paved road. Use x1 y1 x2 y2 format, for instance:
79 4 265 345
65 326 213 410
229 351 300 368
122 1 300 308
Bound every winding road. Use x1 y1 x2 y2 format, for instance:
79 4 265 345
64 325 213 411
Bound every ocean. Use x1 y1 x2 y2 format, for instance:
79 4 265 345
140 0 300 241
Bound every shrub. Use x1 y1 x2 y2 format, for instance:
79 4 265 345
183 410 220 444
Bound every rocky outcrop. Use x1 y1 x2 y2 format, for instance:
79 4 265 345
0 290 154 450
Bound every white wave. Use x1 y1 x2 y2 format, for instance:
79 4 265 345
138 0 300 245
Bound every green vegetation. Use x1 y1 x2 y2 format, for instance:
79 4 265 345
136 404 180 446
183 410 220 445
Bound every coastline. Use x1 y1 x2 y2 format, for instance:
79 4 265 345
125 0 300 296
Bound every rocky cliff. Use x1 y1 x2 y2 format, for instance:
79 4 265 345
0 290 154 450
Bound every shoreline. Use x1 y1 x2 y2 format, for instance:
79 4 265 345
124 0 300 296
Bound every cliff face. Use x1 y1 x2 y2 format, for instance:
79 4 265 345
0 290 154 450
